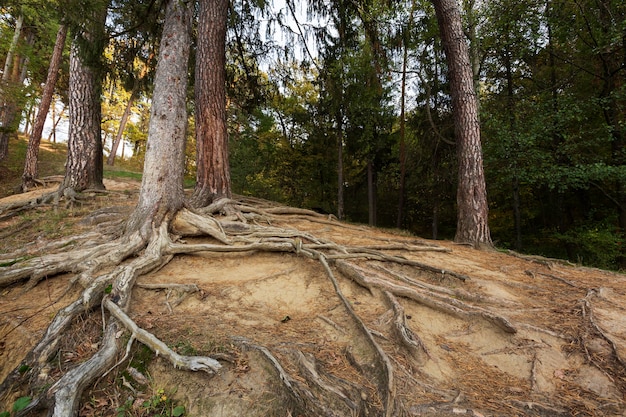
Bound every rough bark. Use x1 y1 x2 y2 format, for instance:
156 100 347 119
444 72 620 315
190 0 231 207
21 24 68 191
432 0 492 247
126 0 193 236
61 15 107 193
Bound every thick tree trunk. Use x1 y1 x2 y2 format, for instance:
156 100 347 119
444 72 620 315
126 0 193 236
432 0 492 247
61 39 105 192
191 0 231 207
61 3 109 193
22 24 68 191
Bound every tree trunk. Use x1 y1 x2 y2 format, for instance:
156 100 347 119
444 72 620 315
432 0 492 247
22 24 68 191
368 160 377 226
1 15 23 80
337 112 345 221
0 14 24 161
397 32 409 229
48 103 65 143
61 38 105 192
191 0 231 207
126 0 193 236
107 90 136 166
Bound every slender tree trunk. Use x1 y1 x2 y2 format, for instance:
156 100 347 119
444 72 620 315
397 34 409 229
107 90 136 166
367 160 377 226
0 14 24 161
337 112 345 220
48 104 65 143
191 0 231 207
126 0 193 236
2 15 23 80
432 0 492 247
22 24 68 191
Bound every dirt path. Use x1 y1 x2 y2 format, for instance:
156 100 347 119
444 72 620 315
1 187 625 416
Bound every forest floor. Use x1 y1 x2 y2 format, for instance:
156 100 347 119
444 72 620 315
1 140 625 416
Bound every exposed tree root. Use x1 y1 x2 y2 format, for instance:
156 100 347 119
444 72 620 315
336 260 517 334
105 299 221 373
581 289 626 368
1 195 625 415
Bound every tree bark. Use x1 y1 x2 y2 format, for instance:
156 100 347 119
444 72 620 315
126 0 193 236
0 14 24 161
191 0 231 207
21 24 68 191
61 38 105 192
61 3 109 193
432 0 492 247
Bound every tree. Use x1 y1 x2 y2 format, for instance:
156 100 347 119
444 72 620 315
60 3 108 193
191 0 231 207
126 0 193 236
21 24 68 191
3 1 626 415
0 13 31 161
431 0 492 247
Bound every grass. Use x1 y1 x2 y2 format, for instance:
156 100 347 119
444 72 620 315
0 136 68 197
0 135 198 199
0 135 133 198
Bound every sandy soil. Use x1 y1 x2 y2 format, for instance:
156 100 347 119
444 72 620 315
0 185 625 416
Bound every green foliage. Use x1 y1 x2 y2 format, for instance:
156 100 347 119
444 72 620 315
0 396 32 416
555 222 622 270
12 397 30 412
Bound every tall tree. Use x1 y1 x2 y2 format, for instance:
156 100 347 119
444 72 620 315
21 24 68 191
60 3 108 193
0 13 30 161
126 0 193 236
432 0 492 247
191 0 231 206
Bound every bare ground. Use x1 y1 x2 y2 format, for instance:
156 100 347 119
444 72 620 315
1 180 625 416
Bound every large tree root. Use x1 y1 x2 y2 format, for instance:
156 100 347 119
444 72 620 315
1 196 625 415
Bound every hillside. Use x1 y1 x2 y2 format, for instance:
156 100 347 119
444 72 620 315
0 141 625 416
